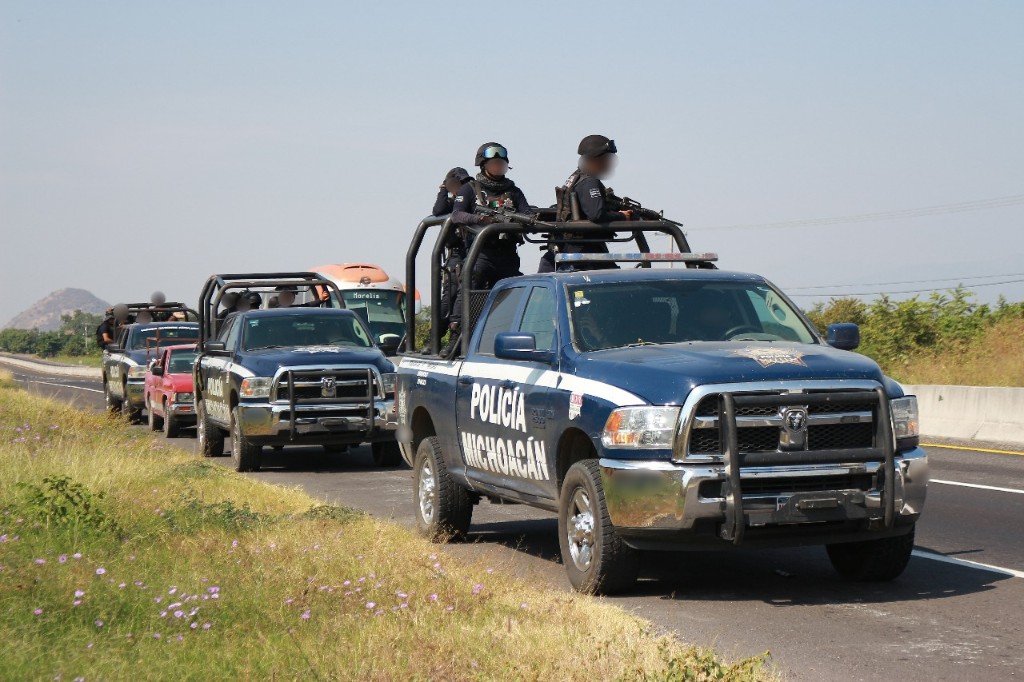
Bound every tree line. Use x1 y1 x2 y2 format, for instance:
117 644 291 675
0 310 104 358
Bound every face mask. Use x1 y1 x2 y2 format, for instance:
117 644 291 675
485 159 509 176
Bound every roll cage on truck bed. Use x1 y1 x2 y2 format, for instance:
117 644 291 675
396 211 925 594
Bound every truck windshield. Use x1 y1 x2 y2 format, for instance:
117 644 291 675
242 313 373 350
130 326 200 350
338 290 406 339
568 280 817 352
167 350 198 373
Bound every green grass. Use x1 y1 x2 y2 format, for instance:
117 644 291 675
0 372 772 681
40 354 104 368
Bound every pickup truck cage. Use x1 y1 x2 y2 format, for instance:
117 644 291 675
404 216 707 357
197 272 344 348
116 302 198 321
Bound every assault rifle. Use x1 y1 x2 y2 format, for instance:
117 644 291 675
606 189 682 226
473 204 553 227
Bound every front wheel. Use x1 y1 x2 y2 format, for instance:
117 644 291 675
147 396 163 432
163 401 179 439
372 441 402 467
413 437 472 541
826 526 916 582
197 400 225 457
558 460 638 594
121 385 142 424
104 382 121 415
230 407 261 472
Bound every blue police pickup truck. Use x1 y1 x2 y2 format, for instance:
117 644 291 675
193 273 401 472
102 303 199 423
397 225 927 594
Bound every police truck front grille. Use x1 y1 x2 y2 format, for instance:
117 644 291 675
699 474 875 499
684 390 880 461
273 368 375 406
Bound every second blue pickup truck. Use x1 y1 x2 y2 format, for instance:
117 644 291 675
397 218 927 594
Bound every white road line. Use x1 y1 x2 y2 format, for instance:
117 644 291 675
22 378 104 394
930 479 1024 495
912 550 1024 579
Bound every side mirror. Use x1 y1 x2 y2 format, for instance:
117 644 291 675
377 333 401 356
827 323 860 351
205 341 227 354
494 332 555 364
151 365 164 377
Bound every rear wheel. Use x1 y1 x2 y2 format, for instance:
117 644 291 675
826 526 916 582
147 396 163 432
372 441 402 467
197 400 224 457
558 460 638 594
414 437 472 541
230 407 261 472
163 400 179 439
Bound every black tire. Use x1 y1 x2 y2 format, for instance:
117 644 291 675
197 399 225 458
826 526 916 582
372 441 402 467
121 384 142 424
147 396 163 432
230 407 261 472
163 401 179 439
104 382 121 414
558 460 638 594
413 437 472 541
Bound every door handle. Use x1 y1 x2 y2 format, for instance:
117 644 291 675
457 376 474 385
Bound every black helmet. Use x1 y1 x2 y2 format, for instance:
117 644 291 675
578 134 617 158
475 142 509 167
245 291 263 308
445 167 471 184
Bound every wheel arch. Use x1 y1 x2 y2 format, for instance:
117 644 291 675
556 427 597 492
410 406 436 453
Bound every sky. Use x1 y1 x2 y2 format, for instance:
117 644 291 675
1 1 1022 325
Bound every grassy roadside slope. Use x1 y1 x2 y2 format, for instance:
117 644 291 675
886 318 1024 387
0 372 771 681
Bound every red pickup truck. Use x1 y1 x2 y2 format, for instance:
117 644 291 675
145 344 198 438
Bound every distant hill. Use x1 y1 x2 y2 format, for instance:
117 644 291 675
4 288 111 331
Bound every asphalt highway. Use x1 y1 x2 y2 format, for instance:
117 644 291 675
7 363 1023 682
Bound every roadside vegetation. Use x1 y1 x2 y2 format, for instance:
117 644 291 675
0 371 771 681
807 288 1024 387
0 310 103 362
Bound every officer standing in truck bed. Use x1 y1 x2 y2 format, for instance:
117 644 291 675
539 134 632 273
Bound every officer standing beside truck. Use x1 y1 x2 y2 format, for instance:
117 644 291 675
448 143 534 332
539 134 633 273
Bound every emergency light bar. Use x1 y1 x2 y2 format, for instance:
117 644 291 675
554 252 719 264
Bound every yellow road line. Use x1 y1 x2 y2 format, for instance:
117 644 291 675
922 443 1024 457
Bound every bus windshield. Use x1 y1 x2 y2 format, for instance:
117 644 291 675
339 290 407 339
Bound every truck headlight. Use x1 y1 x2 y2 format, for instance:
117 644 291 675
890 396 919 447
601 406 681 449
174 392 194 404
379 372 397 397
239 377 273 399
128 365 148 379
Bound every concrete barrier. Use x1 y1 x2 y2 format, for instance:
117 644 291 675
0 353 102 380
902 384 1024 447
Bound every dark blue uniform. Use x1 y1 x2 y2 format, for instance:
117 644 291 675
539 171 627 273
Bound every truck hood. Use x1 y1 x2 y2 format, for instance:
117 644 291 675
572 342 897 405
239 346 394 376
165 373 195 392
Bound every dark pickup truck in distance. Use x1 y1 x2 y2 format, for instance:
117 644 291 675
193 273 401 472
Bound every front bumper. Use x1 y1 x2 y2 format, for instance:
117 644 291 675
600 446 928 549
235 399 398 445
125 380 146 409
168 402 197 422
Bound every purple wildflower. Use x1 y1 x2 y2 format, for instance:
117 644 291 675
94 620 103 628
190 622 198 630
207 586 219 594
429 594 438 602
301 610 311 621
153 633 161 639
58 555 67 564
95 567 106 575
202 623 211 630
72 553 82 559
365 602 376 609
231 540 238 548
74 590 85 598
33 608 43 616
472 583 484 595
34 558 46 565
173 610 184 618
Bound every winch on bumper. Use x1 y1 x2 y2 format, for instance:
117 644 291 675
599 383 928 549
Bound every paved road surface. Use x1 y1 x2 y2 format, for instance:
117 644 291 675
8 364 1023 681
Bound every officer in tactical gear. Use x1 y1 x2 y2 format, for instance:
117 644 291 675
539 134 631 273
432 167 472 217
433 167 473 330
448 143 534 331
96 309 116 349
